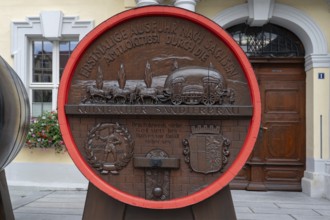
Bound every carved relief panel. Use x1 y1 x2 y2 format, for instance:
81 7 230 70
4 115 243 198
62 13 255 202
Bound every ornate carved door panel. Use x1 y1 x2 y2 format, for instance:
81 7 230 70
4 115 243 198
231 60 306 191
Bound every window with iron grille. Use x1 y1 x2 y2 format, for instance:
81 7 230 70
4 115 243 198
226 23 305 57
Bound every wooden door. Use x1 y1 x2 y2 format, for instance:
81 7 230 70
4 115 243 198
231 59 306 191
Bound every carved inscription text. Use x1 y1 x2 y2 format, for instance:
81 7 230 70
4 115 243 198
65 105 253 116
132 121 182 146
79 17 239 79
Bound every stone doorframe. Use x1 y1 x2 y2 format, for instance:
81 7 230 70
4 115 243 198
213 0 330 199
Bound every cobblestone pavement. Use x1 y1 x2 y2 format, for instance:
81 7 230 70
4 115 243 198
9 186 330 220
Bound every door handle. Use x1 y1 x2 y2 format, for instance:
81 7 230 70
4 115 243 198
259 126 268 132
258 126 268 139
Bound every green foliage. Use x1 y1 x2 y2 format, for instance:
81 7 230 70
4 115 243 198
26 111 64 153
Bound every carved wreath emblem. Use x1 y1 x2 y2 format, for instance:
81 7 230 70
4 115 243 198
85 123 134 175
183 125 230 174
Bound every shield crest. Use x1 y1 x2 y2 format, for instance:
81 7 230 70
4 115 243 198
183 125 230 174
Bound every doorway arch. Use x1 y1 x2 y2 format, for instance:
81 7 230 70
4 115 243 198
213 2 330 194
213 3 327 58
227 23 306 190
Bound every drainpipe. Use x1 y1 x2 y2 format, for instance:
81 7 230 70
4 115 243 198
173 0 199 12
135 0 164 7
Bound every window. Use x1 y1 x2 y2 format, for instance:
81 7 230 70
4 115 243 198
30 40 78 117
11 11 94 117
227 23 305 57
32 90 52 116
32 41 53 83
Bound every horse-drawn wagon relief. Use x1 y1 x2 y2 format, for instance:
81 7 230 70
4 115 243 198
81 61 235 106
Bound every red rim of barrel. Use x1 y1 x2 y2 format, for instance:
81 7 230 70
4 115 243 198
58 6 261 209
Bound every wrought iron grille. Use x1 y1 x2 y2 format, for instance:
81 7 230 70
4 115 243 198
227 23 305 57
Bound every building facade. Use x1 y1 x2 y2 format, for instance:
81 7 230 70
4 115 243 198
1 0 329 199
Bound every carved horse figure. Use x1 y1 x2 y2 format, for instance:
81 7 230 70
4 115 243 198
82 85 111 103
81 66 112 103
136 85 159 104
110 85 132 104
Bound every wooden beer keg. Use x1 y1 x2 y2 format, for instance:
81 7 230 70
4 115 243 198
0 56 30 170
0 56 30 220
58 6 261 212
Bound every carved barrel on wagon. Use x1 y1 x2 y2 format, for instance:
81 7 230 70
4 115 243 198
58 6 260 219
